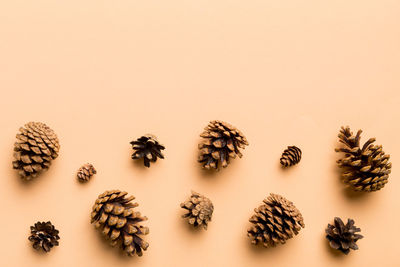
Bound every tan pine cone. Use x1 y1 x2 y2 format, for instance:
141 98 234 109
180 191 214 230
91 190 149 256
280 146 302 167
77 163 96 182
198 120 249 170
12 122 60 180
247 193 305 247
335 126 392 192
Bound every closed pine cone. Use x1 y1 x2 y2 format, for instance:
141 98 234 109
28 221 60 252
280 146 302 167
12 122 60 180
77 163 96 182
130 134 165 167
181 191 214 230
325 217 363 255
91 190 149 256
198 120 249 170
247 193 305 247
335 126 392 192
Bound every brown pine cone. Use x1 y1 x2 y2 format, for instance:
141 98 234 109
91 190 149 256
77 163 96 182
130 134 165 167
326 217 363 254
12 122 60 180
247 193 305 247
198 120 249 170
335 126 392 192
280 146 302 167
28 221 60 252
180 191 214 230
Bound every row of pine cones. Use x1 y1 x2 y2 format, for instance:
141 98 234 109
29 190 363 256
12 121 392 193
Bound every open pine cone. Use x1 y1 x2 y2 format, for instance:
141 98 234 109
12 122 60 180
28 221 60 252
130 134 165 167
91 190 149 256
198 120 249 170
180 191 214 230
247 193 305 247
325 217 363 255
77 163 96 182
335 126 392 192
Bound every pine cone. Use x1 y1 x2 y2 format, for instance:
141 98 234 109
180 191 214 230
77 163 96 182
247 193 305 247
12 122 60 180
280 146 302 167
91 190 149 256
130 134 165 167
28 221 60 252
335 126 392 192
198 120 249 170
325 217 363 255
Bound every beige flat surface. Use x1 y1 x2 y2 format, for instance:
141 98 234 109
0 1 399 266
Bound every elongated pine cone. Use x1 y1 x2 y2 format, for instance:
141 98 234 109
280 146 302 167
77 163 96 182
247 193 305 247
326 217 363 254
198 120 249 170
181 191 214 230
28 221 60 252
335 126 392 192
13 122 60 180
91 190 149 256
130 134 165 167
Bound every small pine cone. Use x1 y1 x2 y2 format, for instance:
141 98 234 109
12 122 60 180
198 120 249 170
280 146 302 167
77 163 96 182
325 217 363 255
130 134 165 167
91 190 149 256
335 126 392 192
28 221 60 252
247 193 305 247
180 191 214 230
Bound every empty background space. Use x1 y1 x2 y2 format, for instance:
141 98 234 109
0 0 399 266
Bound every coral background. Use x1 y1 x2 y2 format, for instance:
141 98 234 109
0 1 399 266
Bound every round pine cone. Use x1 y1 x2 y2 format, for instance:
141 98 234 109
335 126 392 192
280 146 302 167
91 190 149 256
28 221 60 252
13 122 60 180
198 120 249 170
130 134 165 167
77 163 96 182
180 191 214 230
326 217 363 254
247 193 305 247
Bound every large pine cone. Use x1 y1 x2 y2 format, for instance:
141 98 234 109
12 122 60 180
247 193 305 247
91 190 149 256
28 221 60 252
130 134 165 167
198 120 249 170
280 146 302 167
325 217 363 254
77 163 96 182
335 126 392 192
180 191 214 230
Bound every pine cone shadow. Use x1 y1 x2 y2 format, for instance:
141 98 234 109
245 236 290 257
